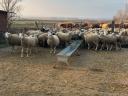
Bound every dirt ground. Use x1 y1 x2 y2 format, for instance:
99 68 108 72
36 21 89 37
0 47 128 96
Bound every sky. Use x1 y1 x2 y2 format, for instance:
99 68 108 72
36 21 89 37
20 0 125 19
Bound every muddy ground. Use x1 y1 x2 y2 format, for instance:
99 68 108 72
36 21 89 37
0 47 128 96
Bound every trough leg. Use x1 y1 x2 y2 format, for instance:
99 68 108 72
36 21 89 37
74 50 80 56
66 61 69 66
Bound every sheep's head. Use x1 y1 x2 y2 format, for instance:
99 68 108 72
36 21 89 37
47 34 53 40
48 31 52 37
19 33 24 39
5 32 11 38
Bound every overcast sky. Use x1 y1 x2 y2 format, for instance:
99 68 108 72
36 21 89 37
20 0 125 19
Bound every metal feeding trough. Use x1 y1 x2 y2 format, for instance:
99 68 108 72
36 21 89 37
57 40 83 65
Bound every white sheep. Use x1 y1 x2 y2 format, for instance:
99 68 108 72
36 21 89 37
56 31 72 47
20 33 38 57
38 33 48 47
84 32 100 50
5 32 21 52
47 33 60 54
26 30 43 36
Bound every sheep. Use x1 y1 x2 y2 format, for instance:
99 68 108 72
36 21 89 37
71 29 81 40
99 32 119 51
47 33 60 54
84 32 100 50
117 33 128 47
26 30 43 36
5 32 21 52
99 34 108 50
38 33 48 47
20 33 39 57
56 31 72 47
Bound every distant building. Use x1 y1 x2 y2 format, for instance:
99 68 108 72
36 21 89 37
0 10 7 32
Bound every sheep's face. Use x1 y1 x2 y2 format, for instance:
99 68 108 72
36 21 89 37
5 32 10 38
48 31 52 37
19 33 24 39
48 35 53 39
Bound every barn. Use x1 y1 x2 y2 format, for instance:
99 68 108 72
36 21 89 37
0 10 7 32
0 10 7 44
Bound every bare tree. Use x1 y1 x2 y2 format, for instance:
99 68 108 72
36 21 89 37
114 9 124 22
0 0 22 31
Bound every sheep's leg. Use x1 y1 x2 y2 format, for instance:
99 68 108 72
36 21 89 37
52 48 54 54
100 43 104 50
88 43 90 50
106 44 109 51
29 48 32 56
26 48 29 57
119 43 122 50
43 40 46 47
100 44 103 50
21 47 24 57
115 42 118 50
53 47 56 54
11 46 15 53
50 48 53 54
110 44 113 51
35 47 38 53
95 44 98 51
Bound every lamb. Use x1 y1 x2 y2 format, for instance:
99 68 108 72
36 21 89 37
20 33 38 57
47 34 60 54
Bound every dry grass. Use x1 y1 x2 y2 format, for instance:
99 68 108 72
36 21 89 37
0 47 128 96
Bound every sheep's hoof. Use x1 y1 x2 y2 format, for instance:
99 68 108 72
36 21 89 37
95 49 98 51
53 51 56 54
26 55 29 57
21 55 24 58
